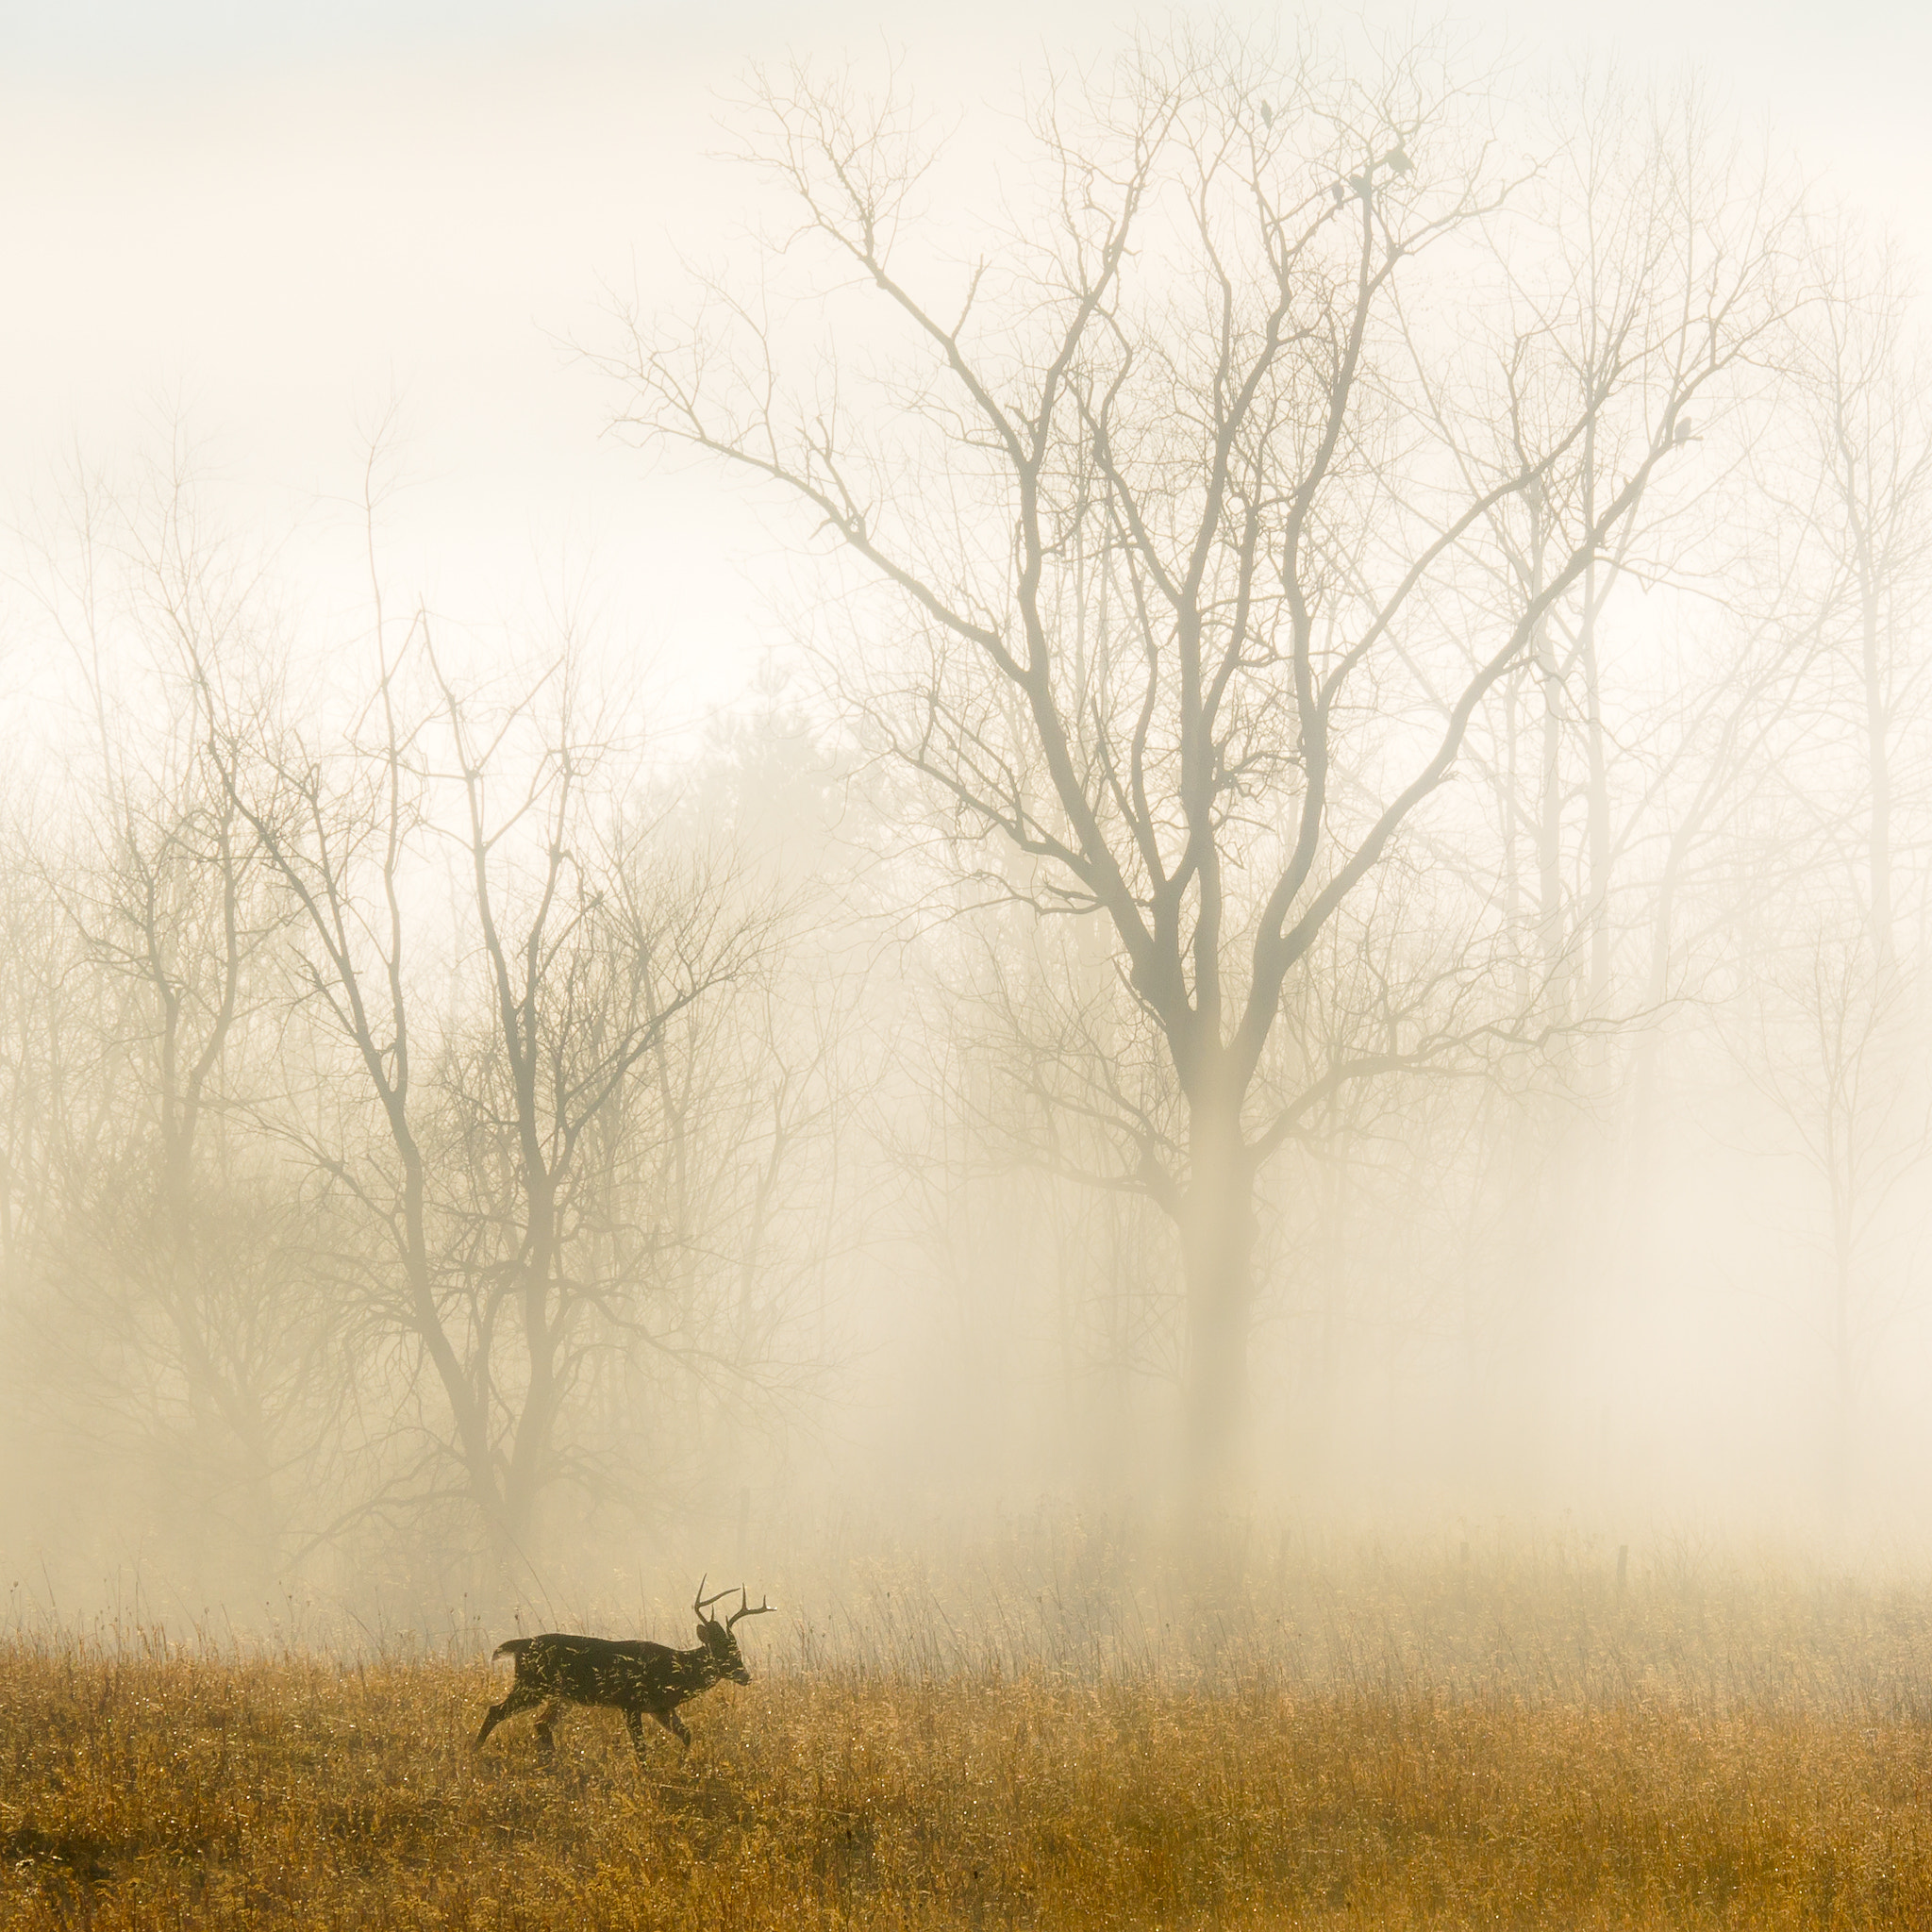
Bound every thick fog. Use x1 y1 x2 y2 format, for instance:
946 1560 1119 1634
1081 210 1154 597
5 3 1932 1640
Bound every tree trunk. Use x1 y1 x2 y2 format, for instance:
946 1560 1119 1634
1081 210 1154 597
1179 1103 1256 1502
1860 573 1895 981
1826 1158 1855 1527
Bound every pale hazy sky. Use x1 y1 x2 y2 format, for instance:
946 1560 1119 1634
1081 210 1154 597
4 1 1927 724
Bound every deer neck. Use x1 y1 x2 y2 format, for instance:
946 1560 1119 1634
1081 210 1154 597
677 1644 722 1691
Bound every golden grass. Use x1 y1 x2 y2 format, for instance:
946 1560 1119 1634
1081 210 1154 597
5 1622 1932 1929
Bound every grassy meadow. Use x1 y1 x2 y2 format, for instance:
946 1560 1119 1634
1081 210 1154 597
7 1532 1932 1927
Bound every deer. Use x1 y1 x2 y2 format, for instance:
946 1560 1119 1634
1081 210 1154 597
475 1578 774 1765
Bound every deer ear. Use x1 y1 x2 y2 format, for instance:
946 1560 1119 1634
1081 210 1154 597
696 1623 710 1643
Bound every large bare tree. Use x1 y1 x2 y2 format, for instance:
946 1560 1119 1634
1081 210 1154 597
236 634 767 1584
611 35 1794 1489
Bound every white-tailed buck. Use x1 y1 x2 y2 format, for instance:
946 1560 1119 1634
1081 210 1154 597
475 1578 774 1763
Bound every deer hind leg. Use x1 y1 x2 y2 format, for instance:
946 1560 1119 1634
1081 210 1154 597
531 1699 563 1757
475 1681 547 1752
623 1706 649 1762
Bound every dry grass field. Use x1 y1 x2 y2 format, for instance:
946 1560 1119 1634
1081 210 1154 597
7 1537 1932 1928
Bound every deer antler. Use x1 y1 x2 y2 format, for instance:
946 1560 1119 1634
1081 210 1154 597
725 1588 774 1630
693 1575 737 1621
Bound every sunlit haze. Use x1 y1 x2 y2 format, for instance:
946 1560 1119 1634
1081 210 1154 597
8 0 1932 1630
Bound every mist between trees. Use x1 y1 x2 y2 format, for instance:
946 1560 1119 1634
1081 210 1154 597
2 30 1930 1629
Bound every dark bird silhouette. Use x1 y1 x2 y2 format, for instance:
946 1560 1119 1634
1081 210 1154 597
1334 146 1413 207
1672 418 1700 446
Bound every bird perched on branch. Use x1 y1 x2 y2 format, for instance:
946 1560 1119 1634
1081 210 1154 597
1332 145 1414 206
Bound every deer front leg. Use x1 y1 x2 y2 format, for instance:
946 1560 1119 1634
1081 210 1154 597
651 1705 691 1751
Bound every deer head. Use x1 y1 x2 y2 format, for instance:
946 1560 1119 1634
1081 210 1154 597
692 1575 774 1685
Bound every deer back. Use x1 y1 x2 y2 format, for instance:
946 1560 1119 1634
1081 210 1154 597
496 1632 700 1710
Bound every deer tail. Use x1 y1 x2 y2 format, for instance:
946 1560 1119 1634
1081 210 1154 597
492 1637 531 1660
